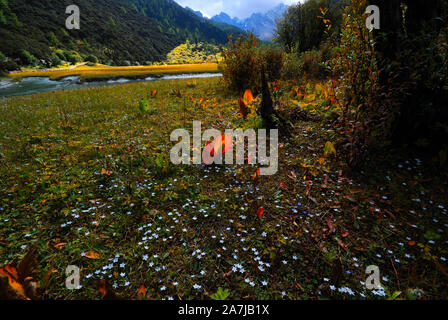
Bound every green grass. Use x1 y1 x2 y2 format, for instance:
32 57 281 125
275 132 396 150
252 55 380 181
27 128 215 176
1 77 447 300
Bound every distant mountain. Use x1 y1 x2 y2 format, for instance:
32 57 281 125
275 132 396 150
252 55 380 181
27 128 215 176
185 6 204 18
211 3 289 40
183 4 244 39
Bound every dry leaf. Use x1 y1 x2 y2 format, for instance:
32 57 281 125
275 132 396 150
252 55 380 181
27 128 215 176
85 251 101 259
97 280 120 300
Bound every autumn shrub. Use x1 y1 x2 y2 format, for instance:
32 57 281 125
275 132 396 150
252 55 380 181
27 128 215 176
327 0 384 167
301 50 327 78
281 53 303 80
221 33 261 93
260 46 284 82
281 49 328 80
222 34 284 93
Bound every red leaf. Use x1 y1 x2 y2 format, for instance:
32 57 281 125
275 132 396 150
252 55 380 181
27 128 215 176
326 218 336 233
137 285 146 297
239 98 248 119
257 207 265 219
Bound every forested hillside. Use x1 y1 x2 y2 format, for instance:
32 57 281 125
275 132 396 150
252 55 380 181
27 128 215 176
125 0 238 43
0 0 241 68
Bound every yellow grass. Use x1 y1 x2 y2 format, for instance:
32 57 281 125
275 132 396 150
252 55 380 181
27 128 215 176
10 63 220 80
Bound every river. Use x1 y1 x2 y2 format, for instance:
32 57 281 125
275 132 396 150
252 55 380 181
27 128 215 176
0 73 222 98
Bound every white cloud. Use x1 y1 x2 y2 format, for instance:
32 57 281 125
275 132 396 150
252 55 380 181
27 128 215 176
176 0 302 19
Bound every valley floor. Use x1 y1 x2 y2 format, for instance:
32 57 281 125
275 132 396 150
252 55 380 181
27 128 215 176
0 77 447 299
8 63 220 80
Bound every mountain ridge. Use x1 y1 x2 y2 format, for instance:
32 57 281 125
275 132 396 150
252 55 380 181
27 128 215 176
210 3 289 40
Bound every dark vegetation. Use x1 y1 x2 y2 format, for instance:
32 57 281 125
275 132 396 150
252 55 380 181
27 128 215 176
0 0 242 69
222 0 448 170
221 33 284 93
127 0 240 44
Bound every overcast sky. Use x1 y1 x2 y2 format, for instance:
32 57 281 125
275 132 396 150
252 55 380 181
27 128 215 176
175 0 302 19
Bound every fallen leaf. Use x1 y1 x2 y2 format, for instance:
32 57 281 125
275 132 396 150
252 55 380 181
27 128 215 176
54 242 67 250
0 248 40 300
85 251 101 259
101 168 112 176
97 280 120 300
326 218 336 233
257 207 265 219
137 285 146 297
324 141 337 157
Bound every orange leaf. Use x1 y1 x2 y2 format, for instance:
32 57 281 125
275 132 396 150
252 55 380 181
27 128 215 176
137 285 146 297
97 279 107 297
252 168 260 180
43 268 58 289
54 242 67 250
97 280 120 300
243 89 254 105
257 207 265 219
408 241 416 246
0 266 27 299
101 168 112 176
85 251 101 259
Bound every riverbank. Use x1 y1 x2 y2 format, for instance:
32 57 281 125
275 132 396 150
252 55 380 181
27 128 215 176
0 72 222 98
8 63 221 80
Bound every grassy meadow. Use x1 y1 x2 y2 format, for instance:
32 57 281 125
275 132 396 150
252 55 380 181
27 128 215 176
1 77 447 299
9 63 220 80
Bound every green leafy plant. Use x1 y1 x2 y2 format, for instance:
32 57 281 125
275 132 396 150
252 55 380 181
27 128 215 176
0 51 6 63
210 287 229 300
138 99 150 114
